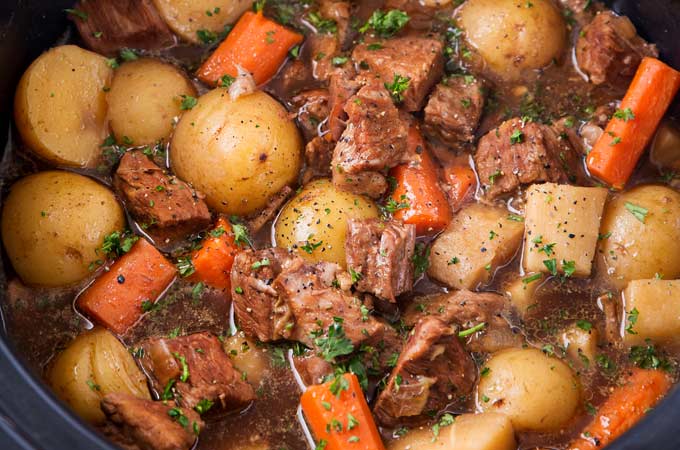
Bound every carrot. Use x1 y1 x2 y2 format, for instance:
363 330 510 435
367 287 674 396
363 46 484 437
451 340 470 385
197 11 304 87
389 125 452 235
301 373 385 450
586 57 680 189
568 368 671 450
189 218 239 290
442 164 476 210
77 239 176 335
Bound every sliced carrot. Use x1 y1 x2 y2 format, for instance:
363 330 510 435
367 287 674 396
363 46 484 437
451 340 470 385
189 218 239 290
442 164 476 210
197 11 304 87
301 373 385 450
568 368 671 450
586 57 680 188
389 125 452 235
77 239 176 335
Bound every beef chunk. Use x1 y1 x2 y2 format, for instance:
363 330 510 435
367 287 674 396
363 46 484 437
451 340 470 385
331 82 410 198
70 0 174 56
403 290 522 353
303 136 335 183
101 393 202 450
139 332 255 411
352 37 445 111
373 317 476 426
114 151 211 239
474 118 579 199
345 219 415 302
293 355 334 386
328 66 361 140
308 34 342 82
424 76 485 145
576 11 658 87
320 0 352 47
231 249 400 362
292 89 330 141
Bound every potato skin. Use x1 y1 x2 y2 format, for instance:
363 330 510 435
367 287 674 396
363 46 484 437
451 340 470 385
596 185 680 288
1 171 125 287
274 179 379 266
458 0 566 81
48 328 150 424
152 0 251 44
107 58 196 145
14 45 112 167
171 89 302 216
477 348 580 431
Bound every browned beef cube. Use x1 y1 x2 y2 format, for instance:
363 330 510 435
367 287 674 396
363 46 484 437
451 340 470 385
331 82 410 198
101 393 203 450
345 219 415 303
139 332 254 411
576 11 658 87
70 0 174 56
303 136 335 183
244 186 293 235
292 89 330 141
403 290 522 353
293 355 334 386
474 117 579 199
328 65 361 140
319 0 352 47
308 33 342 82
114 151 211 239
352 37 445 111
373 317 476 426
231 249 400 366
424 76 485 145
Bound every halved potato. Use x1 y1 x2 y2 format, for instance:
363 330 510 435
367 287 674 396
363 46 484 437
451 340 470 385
152 0 251 44
14 45 113 167
1 171 125 287
48 328 150 424
107 58 196 145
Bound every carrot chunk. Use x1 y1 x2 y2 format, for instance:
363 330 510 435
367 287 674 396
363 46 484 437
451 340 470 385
586 57 680 188
189 218 239 290
77 239 176 334
301 373 385 450
442 164 476 210
389 125 452 235
568 368 671 450
197 11 304 87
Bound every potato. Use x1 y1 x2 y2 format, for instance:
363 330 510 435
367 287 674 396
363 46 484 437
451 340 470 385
152 0 251 44
107 58 196 146
650 121 680 170
523 183 609 277
458 0 567 81
48 328 150 424
561 322 599 370
623 279 680 346
274 179 379 266
503 274 541 316
596 185 680 288
223 332 269 386
478 348 580 432
387 425 451 450
1 171 125 287
448 413 516 450
14 45 112 167
428 203 524 290
171 89 302 216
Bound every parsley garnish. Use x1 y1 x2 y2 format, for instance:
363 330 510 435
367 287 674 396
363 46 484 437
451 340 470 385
626 307 639 335
168 407 189 428
119 48 138 62
360 10 409 37
412 243 430 278
313 318 354 362
176 257 195 277
307 11 337 34
510 129 524 144
613 107 635 122
180 95 198 110
384 74 410 103
101 231 139 259
251 258 271 270
629 341 673 371
384 194 410 213
624 202 648 223
194 398 214 415
458 322 486 338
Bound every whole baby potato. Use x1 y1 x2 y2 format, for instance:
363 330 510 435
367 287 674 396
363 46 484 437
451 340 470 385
48 328 150 424
171 89 302 216
1 171 125 287
477 348 580 432
107 58 197 145
596 185 680 288
14 45 113 167
458 0 567 80
152 0 251 44
274 179 379 266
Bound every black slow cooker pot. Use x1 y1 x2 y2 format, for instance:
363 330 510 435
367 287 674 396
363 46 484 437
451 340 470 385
0 1 679 449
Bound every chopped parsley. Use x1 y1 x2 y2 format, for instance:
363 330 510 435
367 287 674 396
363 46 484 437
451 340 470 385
300 240 323 254
307 11 337 34
197 29 218 44
359 10 410 37
384 194 410 213
624 202 648 223
412 243 430 278
522 273 543 285
251 258 271 270
180 95 198 110
329 373 350 397
576 320 593 332
510 129 524 144
176 257 195 277
172 352 190 382
629 341 673 371
101 231 139 259
458 322 486 338
168 407 189 428
313 318 354 362
218 74 236 88
543 258 558 276
626 307 639 335
613 107 635 122
384 74 411 103
194 398 214 415
119 48 138 62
